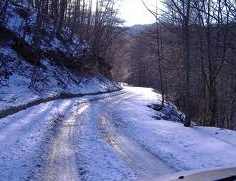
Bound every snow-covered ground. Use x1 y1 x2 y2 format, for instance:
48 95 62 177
0 45 120 111
0 85 235 181
0 1 120 112
105 86 236 171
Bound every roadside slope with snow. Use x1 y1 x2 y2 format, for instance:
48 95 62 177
0 45 120 110
104 86 236 172
0 1 120 111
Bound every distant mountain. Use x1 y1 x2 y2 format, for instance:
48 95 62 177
126 24 153 36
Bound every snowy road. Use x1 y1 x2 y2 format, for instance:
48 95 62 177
0 86 236 181
39 91 175 181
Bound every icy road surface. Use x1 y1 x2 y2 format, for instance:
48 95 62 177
0 86 236 181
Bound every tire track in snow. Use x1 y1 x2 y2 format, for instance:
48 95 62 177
98 114 175 181
42 103 89 181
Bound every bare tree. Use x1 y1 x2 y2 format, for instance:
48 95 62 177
142 0 166 109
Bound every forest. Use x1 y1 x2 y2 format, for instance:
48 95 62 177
111 0 236 130
0 0 121 70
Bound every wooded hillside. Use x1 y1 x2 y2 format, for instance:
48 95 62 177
111 0 236 130
0 0 122 89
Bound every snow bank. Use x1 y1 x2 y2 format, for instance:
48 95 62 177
107 86 236 171
0 46 120 111
0 1 119 112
